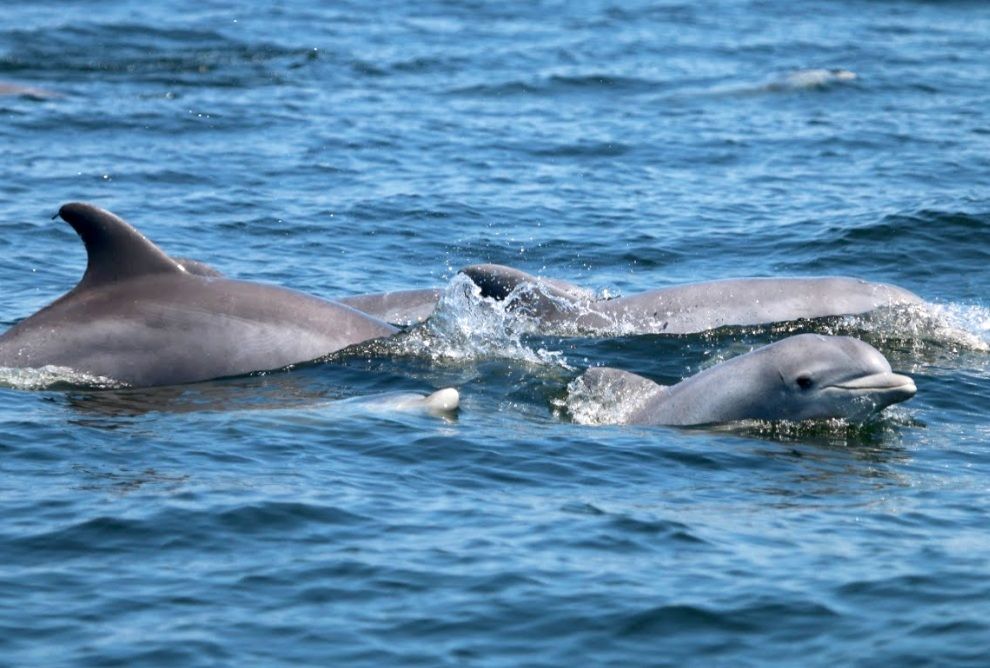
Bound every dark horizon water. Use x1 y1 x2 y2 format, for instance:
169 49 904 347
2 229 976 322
2 1 990 666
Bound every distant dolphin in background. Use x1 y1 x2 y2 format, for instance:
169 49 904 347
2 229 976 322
460 264 922 335
0 82 61 100
764 68 857 91
0 203 402 387
569 334 916 426
703 69 858 97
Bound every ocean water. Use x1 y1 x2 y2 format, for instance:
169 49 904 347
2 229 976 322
2 1 990 665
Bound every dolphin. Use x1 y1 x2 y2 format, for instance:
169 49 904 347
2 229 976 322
0 203 400 387
568 334 916 426
770 68 857 91
0 82 61 100
460 264 922 335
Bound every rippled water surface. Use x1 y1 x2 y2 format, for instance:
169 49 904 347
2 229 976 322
2 1 990 665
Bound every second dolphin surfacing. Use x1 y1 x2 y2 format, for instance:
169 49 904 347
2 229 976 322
460 264 922 335
567 334 916 427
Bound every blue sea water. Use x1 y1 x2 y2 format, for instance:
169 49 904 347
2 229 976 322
2 0 990 665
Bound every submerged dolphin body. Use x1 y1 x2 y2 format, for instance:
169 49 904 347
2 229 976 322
569 334 916 426
460 264 922 335
0 203 400 387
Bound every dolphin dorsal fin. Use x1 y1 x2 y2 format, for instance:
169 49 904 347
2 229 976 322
57 202 186 288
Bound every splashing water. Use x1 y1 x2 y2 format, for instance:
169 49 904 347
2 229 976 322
839 301 990 353
392 273 571 368
559 373 648 425
0 365 128 391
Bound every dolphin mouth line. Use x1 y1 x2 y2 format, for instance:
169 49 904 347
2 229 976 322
828 372 917 394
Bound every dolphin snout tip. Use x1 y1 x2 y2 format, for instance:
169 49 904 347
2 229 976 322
892 373 917 398
424 387 460 413
876 372 917 408
833 370 917 406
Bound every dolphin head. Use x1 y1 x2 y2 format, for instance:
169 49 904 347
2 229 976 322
746 334 916 422
600 334 917 427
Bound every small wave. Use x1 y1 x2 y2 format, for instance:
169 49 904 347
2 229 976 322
0 365 128 391
525 141 631 158
449 73 661 97
0 24 304 87
448 80 542 96
546 73 659 92
840 210 990 247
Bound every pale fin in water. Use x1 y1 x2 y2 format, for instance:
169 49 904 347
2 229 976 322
421 387 460 413
361 387 461 415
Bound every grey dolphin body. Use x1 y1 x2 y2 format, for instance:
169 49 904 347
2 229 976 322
570 334 916 426
461 264 922 334
163 257 440 327
338 289 442 326
0 203 399 387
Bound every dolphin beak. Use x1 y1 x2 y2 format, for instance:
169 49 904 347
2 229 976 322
831 372 917 405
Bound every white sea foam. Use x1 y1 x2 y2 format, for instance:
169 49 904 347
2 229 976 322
830 301 990 353
561 371 661 425
0 365 128 391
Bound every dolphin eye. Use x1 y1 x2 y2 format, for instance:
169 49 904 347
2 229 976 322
796 376 814 390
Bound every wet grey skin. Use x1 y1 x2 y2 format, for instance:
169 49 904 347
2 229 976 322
0 203 400 387
170 256 440 327
573 334 917 426
337 289 442 327
460 264 922 334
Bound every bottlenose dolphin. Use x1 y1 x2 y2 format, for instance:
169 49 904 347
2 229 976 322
568 334 916 426
0 203 400 387
460 264 922 335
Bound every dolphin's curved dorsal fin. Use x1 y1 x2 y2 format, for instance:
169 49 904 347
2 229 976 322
460 264 593 302
57 202 186 288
